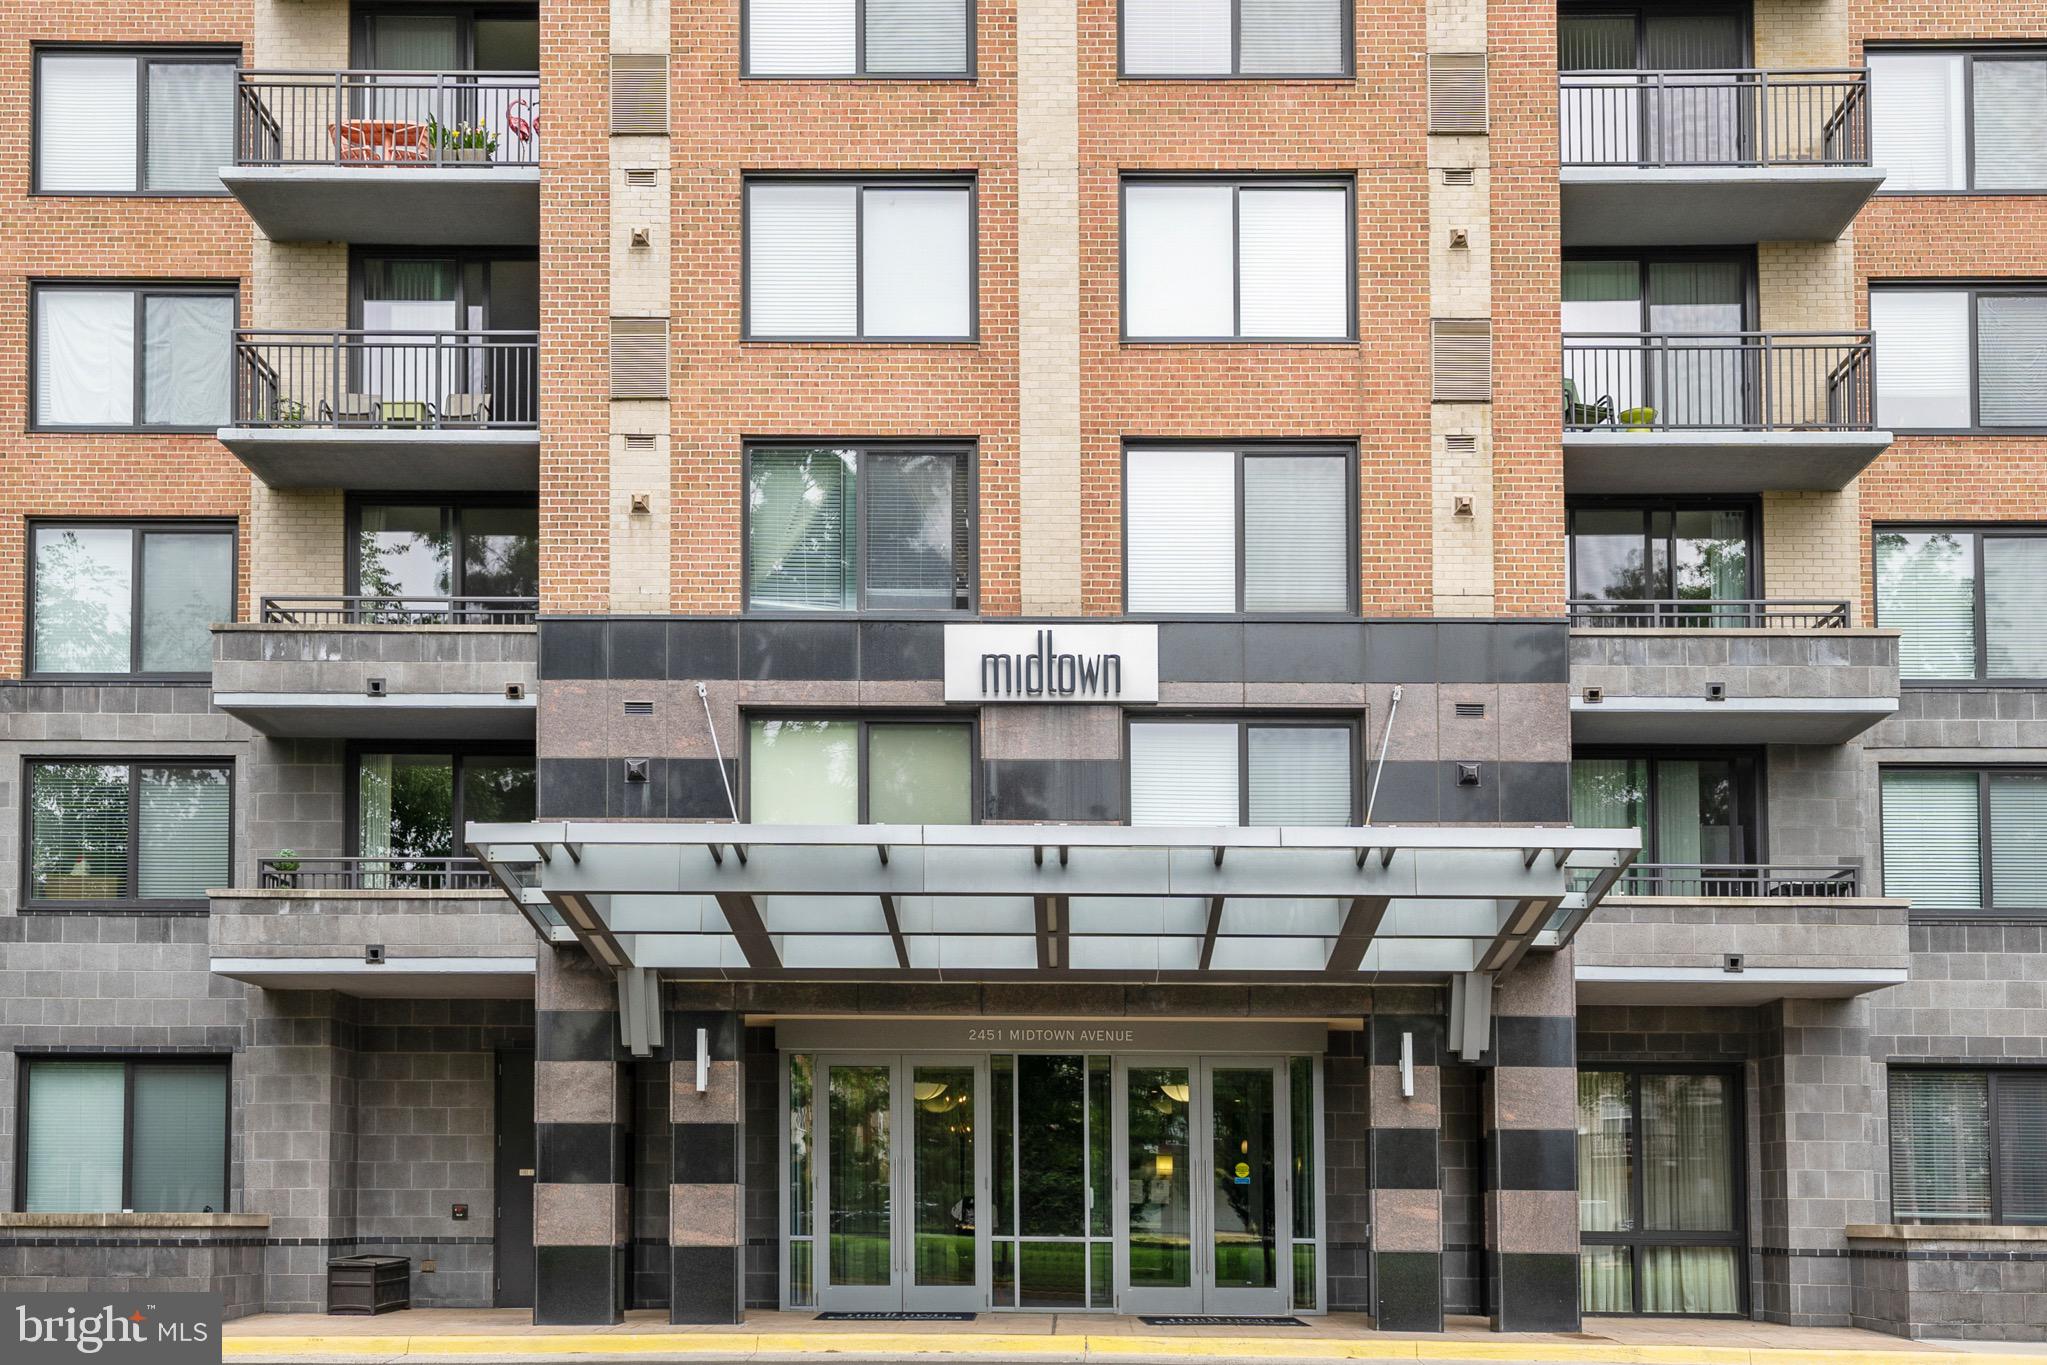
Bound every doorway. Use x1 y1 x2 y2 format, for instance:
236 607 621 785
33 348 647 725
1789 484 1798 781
494 1049 536 1308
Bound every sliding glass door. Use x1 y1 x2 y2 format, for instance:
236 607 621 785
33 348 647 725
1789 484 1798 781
1560 9 1749 166
1571 752 1758 893
1568 502 1754 622
1564 256 1753 428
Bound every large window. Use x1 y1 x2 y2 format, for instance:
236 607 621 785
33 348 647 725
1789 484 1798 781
1875 527 2047 682
26 760 231 907
748 717 974 823
1890 1070 2047 1226
35 48 235 195
32 283 235 431
1122 179 1354 341
744 0 972 76
350 499 540 613
1128 718 1356 826
746 179 975 340
1121 0 1349 78
355 747 535 885
1578 1067 1743 1315
1563 255 1753 429
1870 285 2047 431
1571 752 1759 889
1881 768 2047 917
747 445 973 613
30 522 234 678
1567 501 1754 619
1124 446 1353 614
1870 49 2047 193
19 1057 229 1213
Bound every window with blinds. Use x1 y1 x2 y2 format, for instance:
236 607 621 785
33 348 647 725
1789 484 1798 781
1872 286 2047 431
1870 49 2047 193
27 761 231 907
1882 766 2047 916
1122 0 1348 77
23 1058 229 1213
746 179 973 340
31 522 235 677
1876 526 2047 682
747 0 972 76
1891 1069 2047 1226
1123 179 1353 340
746 444 973 612
36 50 235 195
33 284 235 431
1125 447 1353 614
1129 719 1354 826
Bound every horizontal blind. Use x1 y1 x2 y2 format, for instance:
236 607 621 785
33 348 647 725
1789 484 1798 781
1125 449 1235 612
861 186 972 338
138 767 230 900
33 525 134 674
748 0 856 75
1978 294 2047 426
1889 1071 1991 1223
1985 535 2047 680
24 1061 125 1213
748 183 858 337
1123 183 1234 338
37 288 137 427
131 1063 229 1213
1969 59 2047 191
39 54 138 192
1123 0 1231 75
866 0 969 74
747 448 856 610
1880 769 1982 911
608 54 669 135
1238 188 1349 339
1874 530 1977 680
1130 722 1240 826
1998 1072 2047 1225
1990 774 2047 914
1241 0 1346 75
143 293 234 427
1244 455 1347 611
1247 726 1352 826
1869 53 1966 191
30 763 131 902
145 62 234 192
864 452 959 610
1431 319 1492 401
140 531 234 675
1870 289 1971 428
1427 54 1488 133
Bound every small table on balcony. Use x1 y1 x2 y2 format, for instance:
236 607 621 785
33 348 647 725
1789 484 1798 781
330 120 430 163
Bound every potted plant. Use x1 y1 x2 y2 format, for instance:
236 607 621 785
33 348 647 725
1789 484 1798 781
270 850 301 889
277 398 306 428
1620 405 1657 431
426 116 498 164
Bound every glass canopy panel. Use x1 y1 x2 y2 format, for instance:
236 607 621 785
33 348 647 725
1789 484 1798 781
1066 897 1210 936
757 895 888 934
904 936 1038 970
650 935 747 968
1207 938 1332 972
1217 898 1345 937
777 935 900 970
1065 936 1205 972
894 896 1036 934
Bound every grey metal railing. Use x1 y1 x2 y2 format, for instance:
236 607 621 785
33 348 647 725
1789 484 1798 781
1568 599 1851 629
1563 332 1875 432
261 595 539 626
233 329 538 431
1612 863 1861 897
258 856 496 891
1559 67 1869 167
235 69 540 167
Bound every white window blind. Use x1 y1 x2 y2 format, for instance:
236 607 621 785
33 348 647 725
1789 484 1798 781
1881 769 1983 911
866 0 969 74
1998 1071 2047 1223
748 448 856 610
1986 536 2047 680
130 1064 228 1212
1869 53 1966 191
37 289 136 426
1970 60 2047 191
1990 774 2047 912
747 0 856 74
864 452 961 610
1241 0 1345 75
143 293 233 426
1130 722 1240 825
38 55 139 192
1875 530 1977 680
1238 188 1349 338
1244 455 1348 611
1123 0 1232 75
1125 449 1236 612
1889 1071 1991 1224
1247 726 1352 825
138 767 230 900
145 63 234 192
1871 290 1971 429
1978 295 2047 427
29 763 131 903
1124 184 1234 338
748 183 858 337
25 1061 126 1213
861 187 971 338
140 531 233 674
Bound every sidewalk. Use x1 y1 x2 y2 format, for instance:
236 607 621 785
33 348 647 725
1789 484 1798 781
220 1308 2047 1364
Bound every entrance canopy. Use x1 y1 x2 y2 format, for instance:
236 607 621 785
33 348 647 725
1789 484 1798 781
469 823 1639 983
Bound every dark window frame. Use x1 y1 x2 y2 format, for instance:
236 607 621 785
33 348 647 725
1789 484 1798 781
24 518 239 682
1869 282 2047 436
1123 712 1364 827
1565 495 1762 604
1570 746 1765 865
350 3 541 70
1872 522 2047 685
740 440 979 616
1561 248 1760 334
347 246 541 331
1118 441 1361 617
13 1054 233 1214
739 711 981 823
1888 1066 2047 1226
1868 45 2047 196
21 757 236 912
1556 2 1754 71
1119 174 1361 344
1116 0 1356 81
343 492 541 602
1878 764 2047 919
741 174 981 343
28 279 240 434
740 0 979 80
343 739 537 862
30 45 239 199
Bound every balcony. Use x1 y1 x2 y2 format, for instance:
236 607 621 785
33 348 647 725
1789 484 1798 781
1559 68 1882 245
223 69 540 244
218 329 539 491
1569 601 1899 744
1563 332 1892 493
211 600 538 739
1573 862 1908 1004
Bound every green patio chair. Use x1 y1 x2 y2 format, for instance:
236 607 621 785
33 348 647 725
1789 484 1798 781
1564 378 1614 427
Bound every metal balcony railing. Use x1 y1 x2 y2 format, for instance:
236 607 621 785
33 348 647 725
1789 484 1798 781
1559 67 1870 168
260 595 539 626
235 70 540 168
1612 863 1861 898
1563 332 1875 432
1568 599 1851 629
232 330 538 431
257 856 497 891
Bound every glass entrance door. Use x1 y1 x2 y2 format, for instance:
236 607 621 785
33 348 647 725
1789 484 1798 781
820 1058 898 1310
1205 1060 1286 1314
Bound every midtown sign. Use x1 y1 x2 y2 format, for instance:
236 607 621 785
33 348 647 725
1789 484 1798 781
942 623 1159 703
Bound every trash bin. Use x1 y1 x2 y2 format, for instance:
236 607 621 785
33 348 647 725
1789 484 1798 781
327 1255 410 1315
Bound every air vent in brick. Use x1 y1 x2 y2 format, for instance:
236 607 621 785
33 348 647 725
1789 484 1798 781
624 700 655 716
1454 702 1486 719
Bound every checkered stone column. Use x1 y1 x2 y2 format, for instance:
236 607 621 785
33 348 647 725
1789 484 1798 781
670 1009 744 1323
1485 949 1581 1331
1368 1002 1444 1332
534 948 629 1325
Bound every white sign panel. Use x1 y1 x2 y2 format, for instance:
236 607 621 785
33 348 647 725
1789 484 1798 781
942 623 1159 703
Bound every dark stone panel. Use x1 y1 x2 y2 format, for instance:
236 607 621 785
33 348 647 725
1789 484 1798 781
671 1122 739 1185
631 1241 672 1311
858 621 944 680
537 1010 620 1063
538 1123 626 1184
609 756 672 820
540 622 608 681
1373 1014 1443 1067
671 759 740 820
1364 623 1438 683
982 758 1123 822
535 1244 625 1326
1493 1252 1579 1332
1157 623 1246 684
669 1011 742 1061
1438 762 1500 823
669 621 740 680
1367 762 1439 822
608 621 669 680
1372 1250 1444 1332
1499 763 1570 823
1435 623 1495 684
1495 1016 1576 1069
539 758 607 819
670 1244 742 1324
1492 1127 1577 1192
739 621 859 680
1371 1127 1440 1190
1493 623 1569 685
1244 623 1366 683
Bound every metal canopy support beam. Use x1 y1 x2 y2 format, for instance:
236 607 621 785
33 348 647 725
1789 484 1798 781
616 966 664 1057
1033 896 1069 970
1325 895 1394 975
1198 896 1225 971
713 892 782 972
879 894 910 972
1447 971 1494 1062
1478 897 1562 977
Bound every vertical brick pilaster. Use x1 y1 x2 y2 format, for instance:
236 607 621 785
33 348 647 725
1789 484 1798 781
1485 951 1580 1331
1369 1005 1445 1332
534 949 628 1325
669 1009 744 1324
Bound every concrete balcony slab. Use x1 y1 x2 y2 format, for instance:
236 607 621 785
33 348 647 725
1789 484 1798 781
217 427 539 491
1562 428 1893 494
219 165 539 245
1560 166 1884 246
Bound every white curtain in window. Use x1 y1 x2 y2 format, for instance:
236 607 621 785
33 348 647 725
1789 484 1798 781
1990 774 2047 913
1985 536 2047 680
359 751 395 888
1577 1071 1632 1235
1870 290 1971 429
1889 1071 1991 1223
750 718 859 822
1123 0 1231 75
37 289 136 426
1244 455 1347 611
25 1061 126 1213
862 187 971 338
1881 769 1983 911
748 448 856 610
866 0 969 74
138 767 230 900
143 294 233 427
1977 294 2047 427
748 0 856 74
33 526 133 674
749 183 858 336
140 532 233 674
1970 59 2047 191
145 63 234 192
1241 0 1345 75
39 54 139 192
131 1064 228 1212
1130 722 1239 826
1124 184 1235 338
1875 530 1977 680
1125 449 1235 612
1868 53 1966 191
1246 727 1351 826
1238 188 1348 338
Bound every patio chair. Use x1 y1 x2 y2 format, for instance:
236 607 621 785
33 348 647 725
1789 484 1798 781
379 400 435 426
318 394 380 426
1564 378 1614 427
440 393 493 424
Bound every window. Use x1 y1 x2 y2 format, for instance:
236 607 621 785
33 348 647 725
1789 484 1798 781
1567 502 1754 619
1870 49 2047 193
356 747 534 886
1875 527 2047 682
1871 285 2047 430
1128 718 1356 826
747 717 974 822
26 760 231 907
35 48 235 195
350 499 540 614
747 445 973 613
20 1057 229 1213
746 179 975 340
1881 768 2047 916
1124 446 1353 613
1122 179 1354 341
1571 752 1759 891
30 523 234 678
1563 255 1753 428
1121 0 1348 78
1890 1070 2047 1225
32 283 235 430
745 0 972 76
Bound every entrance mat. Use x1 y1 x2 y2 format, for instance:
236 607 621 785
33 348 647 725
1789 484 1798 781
1137 1316 1310 1327
814 1312 978 1322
